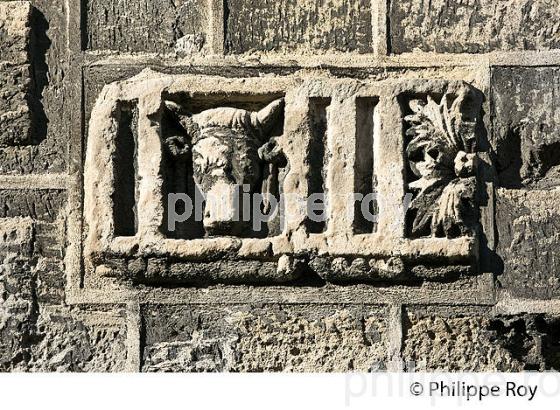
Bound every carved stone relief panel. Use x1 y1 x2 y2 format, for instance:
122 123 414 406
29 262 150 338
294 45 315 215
84 70 485 288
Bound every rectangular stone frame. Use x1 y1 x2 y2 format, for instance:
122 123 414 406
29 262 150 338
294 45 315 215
83 71 477 285
61 0 496 320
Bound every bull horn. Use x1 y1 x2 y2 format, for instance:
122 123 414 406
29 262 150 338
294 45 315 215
165 101 192 127
164 100 200 143
253 98 284 133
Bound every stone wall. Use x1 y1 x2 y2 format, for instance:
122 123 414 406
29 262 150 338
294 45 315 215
1 0 560 372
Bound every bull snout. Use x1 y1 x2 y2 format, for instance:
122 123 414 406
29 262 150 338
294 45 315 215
203 182 246 236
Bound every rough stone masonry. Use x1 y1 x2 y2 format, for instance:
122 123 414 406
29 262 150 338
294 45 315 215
1 0 560 372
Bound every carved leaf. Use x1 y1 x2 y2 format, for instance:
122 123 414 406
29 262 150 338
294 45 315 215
431 177 477 238
409 176 451 237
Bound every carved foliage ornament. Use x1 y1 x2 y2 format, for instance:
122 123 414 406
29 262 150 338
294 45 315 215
405 86 481 239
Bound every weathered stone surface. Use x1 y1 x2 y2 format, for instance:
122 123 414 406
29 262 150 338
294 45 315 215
0 190 65 221
0 192 117 373
84 72 480 288
0 0 68 174
225 0 373 54
404 309 560 371
491 66 560 298
1 252 127 371
492 67 560 188
2 0 560 375
390 0 560 54
35 257 65 304
85 0 209 53
0 1 33 147
0 217 34 256
142 305 388 372
0 256 35 370
26 306 127 372
495 188 560 298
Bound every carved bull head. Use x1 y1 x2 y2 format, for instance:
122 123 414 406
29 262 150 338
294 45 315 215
165 98 285 236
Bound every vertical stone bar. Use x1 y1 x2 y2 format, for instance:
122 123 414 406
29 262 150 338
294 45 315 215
372 0 388 57
209 0 225 55
281 88 311 234
326 97 357 236
136 96 165 240
66 0 86 293
375 93 406 239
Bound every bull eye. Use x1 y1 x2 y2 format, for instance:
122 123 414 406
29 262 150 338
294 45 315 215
229 140 262 186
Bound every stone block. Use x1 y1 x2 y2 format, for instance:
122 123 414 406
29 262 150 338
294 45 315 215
27 306 128 372
0 256 35 370
0 1 33 147
390 0 560 54
85 0 209 53
1 254 127 371
0 0 68 174
491 67 560 188
225 0 373 54
404 308 560 371
35 257 65 304
142 304 389 372
0 189 65 221
495 188 560 299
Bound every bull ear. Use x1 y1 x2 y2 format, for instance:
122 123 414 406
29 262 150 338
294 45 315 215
253 98 284 134
258 137 286 166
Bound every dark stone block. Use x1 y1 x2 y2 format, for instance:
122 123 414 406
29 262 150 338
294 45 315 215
225 0 373 54
0 2 33 147
0 190 65 222
495 189 560 299
491 67 560 188
0 0 68 174
390 0 560 54
33 220 63 257
35 258 65 304
491 67 560 299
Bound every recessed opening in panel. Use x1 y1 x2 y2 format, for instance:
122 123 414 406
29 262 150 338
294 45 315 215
160 104 205 240
306 97 331 234
160 93 287 239
112 101 139 237
354 97 378 234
